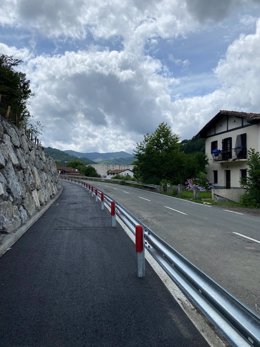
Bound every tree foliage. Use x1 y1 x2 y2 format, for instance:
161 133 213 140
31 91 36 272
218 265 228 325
241 149 260 207
67 160 100 177
0 54 32 127
134 123 207 185
181 136 205 154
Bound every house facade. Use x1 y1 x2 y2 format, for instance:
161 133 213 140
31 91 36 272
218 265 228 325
107 168 134 179
198 110 260 201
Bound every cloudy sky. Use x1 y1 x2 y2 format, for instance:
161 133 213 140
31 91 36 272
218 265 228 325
1 0 260 153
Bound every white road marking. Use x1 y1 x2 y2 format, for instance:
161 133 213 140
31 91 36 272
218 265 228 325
112 187 118 190
233 232 260 244
139 196 151 202
123 190 130 194
224 209 244 215
164 206 188 215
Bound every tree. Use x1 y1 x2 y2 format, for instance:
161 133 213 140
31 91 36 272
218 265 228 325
134 123 183 184
181 136 205 154
134 123 208 185
0 54 32 127
241 149 260 207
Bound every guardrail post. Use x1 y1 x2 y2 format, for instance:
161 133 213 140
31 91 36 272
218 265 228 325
101 192 104 210
136 225 145 278
111 201 116 227
91 186 94 197
95 189 98 202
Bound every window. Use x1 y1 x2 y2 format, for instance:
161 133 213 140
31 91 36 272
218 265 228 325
222 137 232 160
240 169 247 185
211 141 218 153
235 133 247 159
211 140 221 157
213 170 218 184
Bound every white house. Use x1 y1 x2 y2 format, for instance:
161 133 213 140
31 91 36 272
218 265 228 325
107 168 134 179
198 110 260 201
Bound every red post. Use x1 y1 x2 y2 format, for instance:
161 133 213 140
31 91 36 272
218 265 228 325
101 192 104 210
136 225 145 278
136 225 144 253
111 201 116 227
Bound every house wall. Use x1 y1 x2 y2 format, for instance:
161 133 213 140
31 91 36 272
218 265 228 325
92 164 134 177
120 170 134 178
205 122 260 188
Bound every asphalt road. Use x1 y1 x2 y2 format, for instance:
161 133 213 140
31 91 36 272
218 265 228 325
0 181 209 347
85 180 260 316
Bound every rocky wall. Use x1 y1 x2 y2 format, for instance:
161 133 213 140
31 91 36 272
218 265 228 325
0 116 60 234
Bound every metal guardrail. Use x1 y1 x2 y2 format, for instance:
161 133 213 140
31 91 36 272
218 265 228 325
64 178 260 346
60 174 160 191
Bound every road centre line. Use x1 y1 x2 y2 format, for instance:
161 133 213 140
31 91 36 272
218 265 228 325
164 206 188 216
139 196 151 202
224 209 244 215
233 232 260 244
123 190 130 194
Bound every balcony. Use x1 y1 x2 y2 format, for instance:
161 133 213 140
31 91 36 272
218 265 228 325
212 147 247 162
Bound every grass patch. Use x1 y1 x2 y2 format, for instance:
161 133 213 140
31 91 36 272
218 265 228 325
173 190 212 201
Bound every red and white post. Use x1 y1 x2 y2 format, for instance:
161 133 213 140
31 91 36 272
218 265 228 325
111 201 116 227
136 225 145 278
101 192 104 210
95 189 98 202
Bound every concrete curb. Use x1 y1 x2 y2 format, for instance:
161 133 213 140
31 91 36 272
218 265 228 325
0 187 64 258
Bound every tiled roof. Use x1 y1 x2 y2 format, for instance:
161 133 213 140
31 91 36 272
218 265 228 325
197 110 260 138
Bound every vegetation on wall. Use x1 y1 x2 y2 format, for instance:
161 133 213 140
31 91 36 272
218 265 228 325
0 54 32 128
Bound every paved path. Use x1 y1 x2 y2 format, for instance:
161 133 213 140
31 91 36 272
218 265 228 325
0 181 208 346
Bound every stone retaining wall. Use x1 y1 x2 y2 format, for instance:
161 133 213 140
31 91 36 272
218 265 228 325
0 116 60 234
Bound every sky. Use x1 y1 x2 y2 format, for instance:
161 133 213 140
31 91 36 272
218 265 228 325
1 0 260 153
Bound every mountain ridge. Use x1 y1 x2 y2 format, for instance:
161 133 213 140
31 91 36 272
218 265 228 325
64 150 134 163
45 147 134 165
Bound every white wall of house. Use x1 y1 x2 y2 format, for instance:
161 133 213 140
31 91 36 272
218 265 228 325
92 164 134 177
205 122 260 189
120 169 134 178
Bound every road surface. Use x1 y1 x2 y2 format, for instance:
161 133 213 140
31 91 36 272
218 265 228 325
85 180 260 316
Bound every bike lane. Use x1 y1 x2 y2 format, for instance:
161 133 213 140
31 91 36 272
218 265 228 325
0 181 209 346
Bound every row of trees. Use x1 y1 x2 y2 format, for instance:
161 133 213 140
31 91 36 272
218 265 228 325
0 54 32 128
133 123 207 185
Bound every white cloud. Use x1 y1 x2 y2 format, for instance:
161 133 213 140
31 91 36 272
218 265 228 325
1 1 260 152
24 49 178 151
185 0 259 22
166 19 260 139
215 19 260 109
0 42 31 61
0 0 197 48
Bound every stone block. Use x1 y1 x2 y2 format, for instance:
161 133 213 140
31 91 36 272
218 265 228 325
0 201 21 233
32 167 41 189
2 162 24 204
3 121 20 147
32 190 40 209
23 192 36 216
0 151 5 168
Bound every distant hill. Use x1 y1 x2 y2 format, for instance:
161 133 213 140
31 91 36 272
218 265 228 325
64 150 134 164
44 147 94 165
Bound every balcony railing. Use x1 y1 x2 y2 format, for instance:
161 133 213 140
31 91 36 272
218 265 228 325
212 147 247 161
